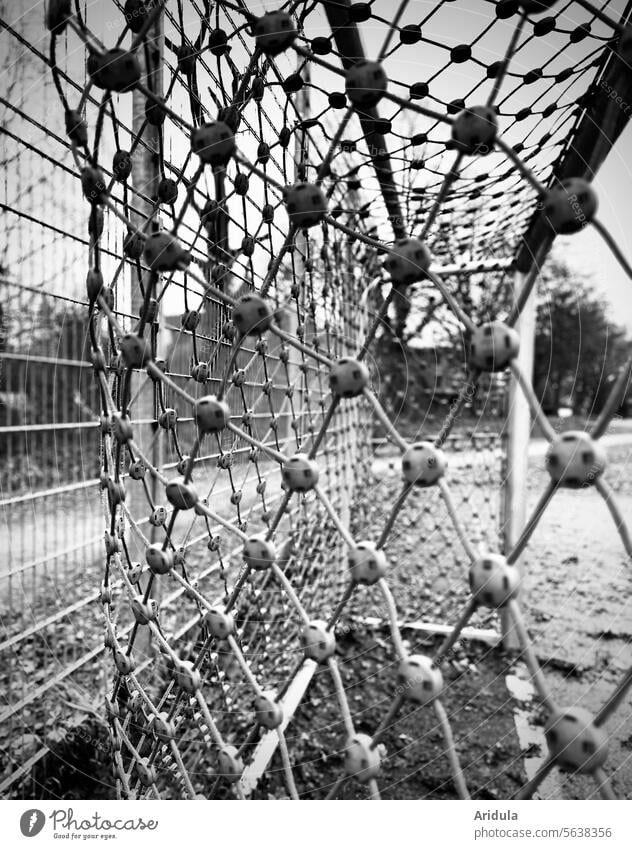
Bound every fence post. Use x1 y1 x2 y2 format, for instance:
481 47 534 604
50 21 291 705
280 61 310 451
501 269 537 649
129 8 164 661
337 197 362 534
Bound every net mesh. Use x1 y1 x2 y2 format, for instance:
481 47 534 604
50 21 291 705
19 0 632 800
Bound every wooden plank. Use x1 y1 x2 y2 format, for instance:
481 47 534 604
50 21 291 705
359 615 499 645
239 659 317 797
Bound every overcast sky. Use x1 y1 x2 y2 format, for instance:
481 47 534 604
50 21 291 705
4 0 631 333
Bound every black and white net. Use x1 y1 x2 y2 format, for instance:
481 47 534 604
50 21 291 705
43 0 632 800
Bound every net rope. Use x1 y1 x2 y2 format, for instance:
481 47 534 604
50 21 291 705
42 0 632 800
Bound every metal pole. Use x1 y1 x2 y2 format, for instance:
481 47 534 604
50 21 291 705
279 60 310 451
338 184 365 534
130 8 164 662
131 5 165 516
322 0 405 241
501 269 537 649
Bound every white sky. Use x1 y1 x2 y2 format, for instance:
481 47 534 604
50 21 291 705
2 0 631 333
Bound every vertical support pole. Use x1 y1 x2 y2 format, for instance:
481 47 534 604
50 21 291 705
131 18 163 234
129 10 164 662
337 195 362 534
280 60 310 451
337 235 354 534
501 269 537 648
130 4 165 507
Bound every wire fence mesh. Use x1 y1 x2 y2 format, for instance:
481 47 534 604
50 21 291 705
1 0 632 801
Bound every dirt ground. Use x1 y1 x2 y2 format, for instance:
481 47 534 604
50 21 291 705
256 439 632 800
518 441 632 799
8 434 632 801
255 635 524 800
